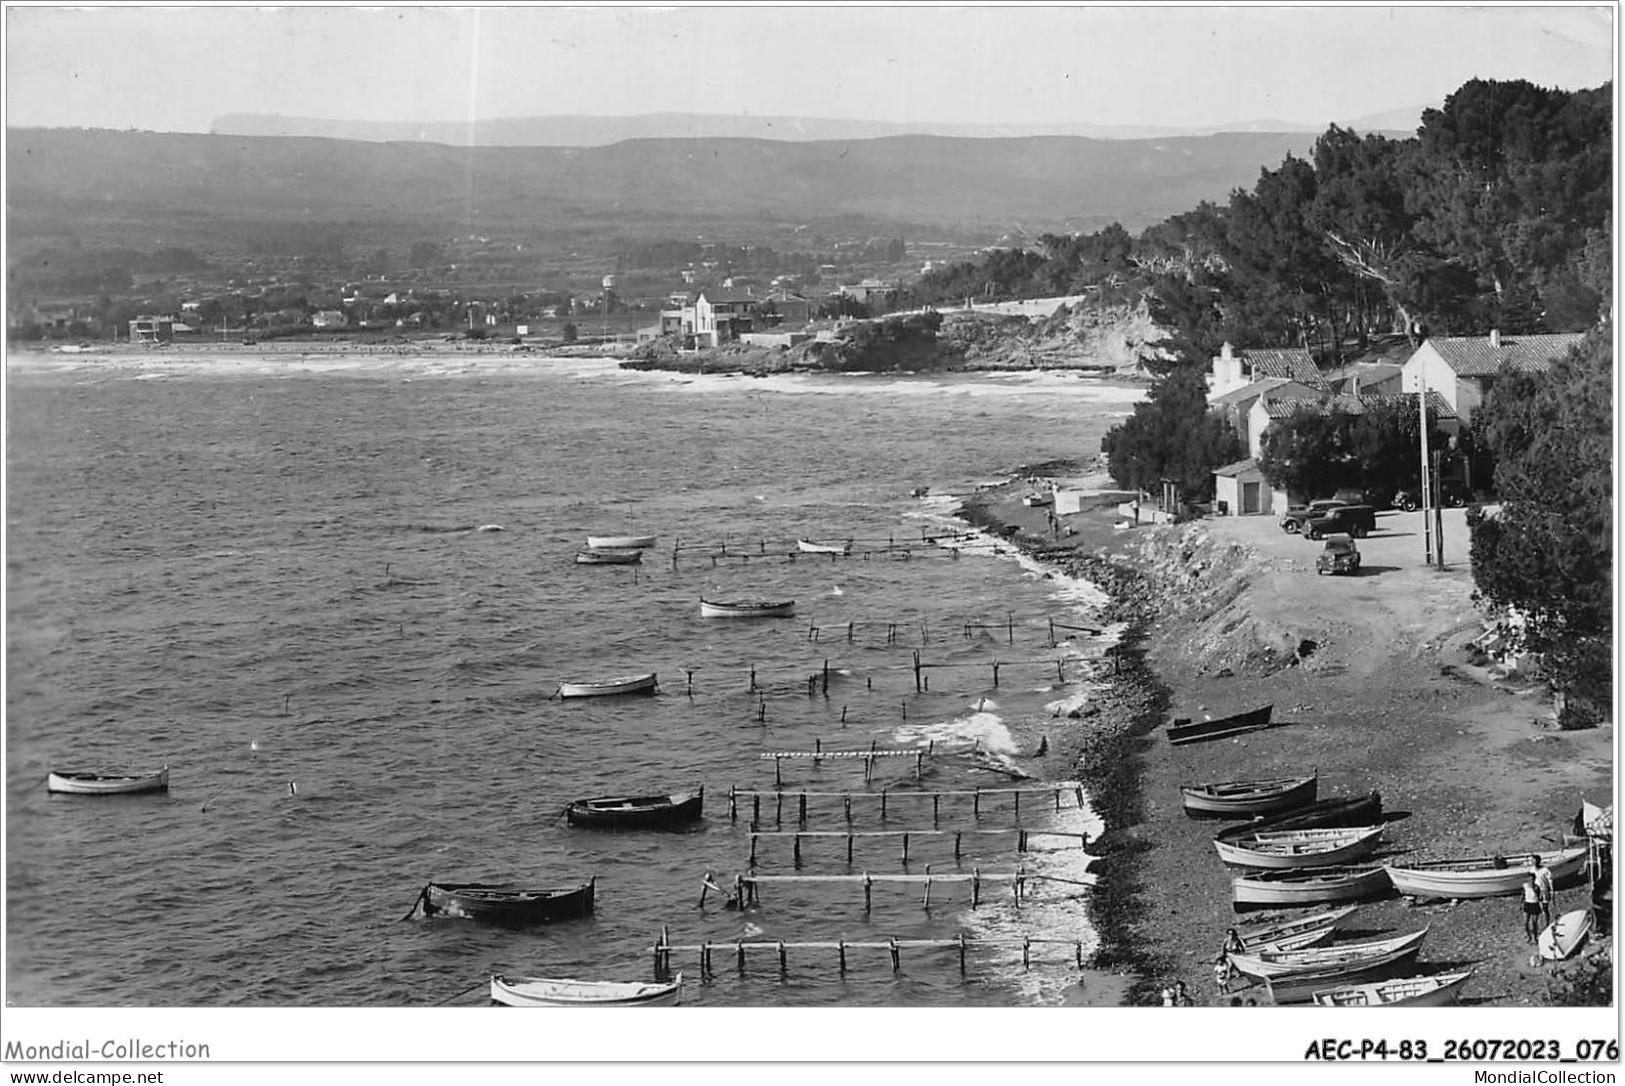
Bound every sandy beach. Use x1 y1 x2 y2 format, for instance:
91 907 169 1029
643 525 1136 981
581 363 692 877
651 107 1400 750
963 473 1613 1007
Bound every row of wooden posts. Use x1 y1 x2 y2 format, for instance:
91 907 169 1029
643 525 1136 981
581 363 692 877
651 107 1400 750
747 826 1092 866
698 866 1095 913
652 925 1089 979
726 782 1088 824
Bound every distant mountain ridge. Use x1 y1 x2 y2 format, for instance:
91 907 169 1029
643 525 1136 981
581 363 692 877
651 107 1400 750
209 108 1427 146
8 127 1343 245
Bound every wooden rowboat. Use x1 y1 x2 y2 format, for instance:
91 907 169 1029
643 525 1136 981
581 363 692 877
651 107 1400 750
699 598 796 619
1384 846 1588 900
1227 905 1361 953
557 673 658 699
1166 704 1274 745
797 538 852 555
576 546 645 565
1215 792 1385 844
46 766 169 795
1181 773 1317 818
1232 865 1391 910
567 788 704 829
586 534 657 550
490 973 683 1007
1538 908 1594 962
1227 927 1429 981
1214 825 1385 870
414 878 595 926
1311 970 1472 1007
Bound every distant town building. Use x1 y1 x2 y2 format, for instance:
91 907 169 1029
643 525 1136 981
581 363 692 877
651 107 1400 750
313 310 348 329
128 315 174 344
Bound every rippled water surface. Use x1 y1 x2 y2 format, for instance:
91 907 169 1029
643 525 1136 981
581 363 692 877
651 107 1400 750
6 355 1141 1007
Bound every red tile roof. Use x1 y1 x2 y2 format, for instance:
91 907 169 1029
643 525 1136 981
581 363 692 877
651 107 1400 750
1424 333 1585 377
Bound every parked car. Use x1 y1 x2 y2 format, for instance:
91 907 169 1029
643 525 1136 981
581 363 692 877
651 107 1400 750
1316 535 1361 575
1279 499 1348 534
1305 504 1377 539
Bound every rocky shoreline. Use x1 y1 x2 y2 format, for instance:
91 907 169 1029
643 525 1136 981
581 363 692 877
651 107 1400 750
957 467 1613 1008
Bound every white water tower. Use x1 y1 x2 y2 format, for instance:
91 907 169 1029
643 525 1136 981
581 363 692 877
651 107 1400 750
601 274 617 337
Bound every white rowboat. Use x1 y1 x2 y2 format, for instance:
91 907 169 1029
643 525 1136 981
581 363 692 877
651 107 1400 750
1214 825 1385 870
1538 909 1593 962
490 973 683 1007
699 598 796 619
1227 927 1429 981
1227 905 1362 953
557 673 658 699
1232 865 1390 909
1181 773 1317 817
46 766 170 795
797 538 851 555
586 535 657 550
1384 846 1587 900
1311 970 1472 1008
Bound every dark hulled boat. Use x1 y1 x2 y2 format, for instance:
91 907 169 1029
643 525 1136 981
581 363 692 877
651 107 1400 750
1166 704 1274 745
566 788 704 829
1215 792 1384 845
411 878 595 926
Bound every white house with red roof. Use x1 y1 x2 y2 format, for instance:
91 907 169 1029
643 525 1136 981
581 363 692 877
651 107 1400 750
1400 330 1585 423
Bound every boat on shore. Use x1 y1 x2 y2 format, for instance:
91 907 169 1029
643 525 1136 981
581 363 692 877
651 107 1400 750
797 538 852 555
699 598 796 619
1311 970 1472 1007
411 878 596 926
1214 825 1385 870
1166 704 1274 745
1227 905 1361 953
1383 846 1588 900
1181 773 1317 818
490 973 683 1007
576 546 645 565
1538 909 1593 962
587 534 657 550
556 673 659 699
1215 792 1384 844
1226 927 1429 981
1232 865 1391 910
566 788 704 829
1266 960 1419 1005
46 766 170 795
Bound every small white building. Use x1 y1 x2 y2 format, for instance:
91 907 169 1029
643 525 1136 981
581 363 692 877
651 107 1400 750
1212 457 1275 517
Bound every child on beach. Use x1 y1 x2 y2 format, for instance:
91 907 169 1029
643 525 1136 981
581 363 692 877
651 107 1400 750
1522 875 1543 943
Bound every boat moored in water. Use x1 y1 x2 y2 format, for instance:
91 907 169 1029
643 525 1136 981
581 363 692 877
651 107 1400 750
576 546 645 565
566 788 704 829
586 534 657 550
556 673 659 699
490 973 683 1007
46 766 170 795
796 538 852 555
412 878 596 926
699 598 796 619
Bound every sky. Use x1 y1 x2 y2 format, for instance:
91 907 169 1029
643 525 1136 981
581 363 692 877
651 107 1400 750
1 4 1617 132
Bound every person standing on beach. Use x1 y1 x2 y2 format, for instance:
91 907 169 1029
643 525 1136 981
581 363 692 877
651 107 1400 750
1532 854 1555 926
1522 875 1543 943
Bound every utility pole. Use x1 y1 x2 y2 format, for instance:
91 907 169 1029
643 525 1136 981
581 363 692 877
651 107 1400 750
1417 373 1435 566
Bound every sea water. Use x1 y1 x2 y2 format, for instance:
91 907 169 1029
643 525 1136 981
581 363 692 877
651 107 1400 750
5 353 1142 1007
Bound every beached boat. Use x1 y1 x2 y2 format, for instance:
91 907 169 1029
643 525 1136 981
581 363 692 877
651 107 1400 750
1232 865 1391 910
1214 825 1385 870
1383 846 1588 901
1227 905 1361 953
567 788 704 829
1227 927 1429 981
699 598 796 619
1538 909 1593 962
46 766 170 795
797 538 852 555
556 673 658 699
1166 704 1274 745
1311 970 1472 1008
1215 792 1385 844
1181 773 1317 818
490 973 683 1007
576 546 645 565
413 878 595 926
586 535 657 550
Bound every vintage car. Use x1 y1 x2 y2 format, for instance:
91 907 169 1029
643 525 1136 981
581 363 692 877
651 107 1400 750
1316 535 1362 575
1279 499 1349 534
1305 504 1377 539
